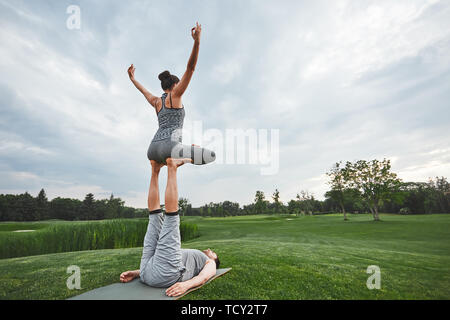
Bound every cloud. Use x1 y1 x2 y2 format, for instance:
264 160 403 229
210 56 243 85
0 0 449 208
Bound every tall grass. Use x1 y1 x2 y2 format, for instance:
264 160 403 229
180 221 199 242
0 219 199 259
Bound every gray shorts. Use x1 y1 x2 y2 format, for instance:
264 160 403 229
147 138 216 165
139 213 186 288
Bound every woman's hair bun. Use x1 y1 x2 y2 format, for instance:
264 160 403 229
158 70 179 90
158 70 171 81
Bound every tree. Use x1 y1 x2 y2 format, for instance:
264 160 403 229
222 201 240 216
325 188 364 214
36 188 49 220
297 190 315 215
178 197 190 217
287 199 301 215
18 192 37 221
201 203 211 217
242 203 255 215
345 159 402 221
326 161 350 220
272 189 282 214
50 197 82 220
105 193 119 219
82 193 95 220
254 191 267 214
428 176 450 213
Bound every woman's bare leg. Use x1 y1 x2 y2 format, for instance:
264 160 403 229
165 158 191 212
148 160 165 211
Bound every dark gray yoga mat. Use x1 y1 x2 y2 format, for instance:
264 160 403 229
68 268 232 300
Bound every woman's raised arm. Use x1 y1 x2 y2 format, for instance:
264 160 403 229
128 64 159 108
172 22 202 98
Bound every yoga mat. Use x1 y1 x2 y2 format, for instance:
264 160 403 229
68 268 232 300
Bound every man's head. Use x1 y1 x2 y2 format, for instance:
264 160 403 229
203 248 220 269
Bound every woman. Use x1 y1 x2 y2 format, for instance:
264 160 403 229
127 24 215 168
127 21 216 212
120 22 219 297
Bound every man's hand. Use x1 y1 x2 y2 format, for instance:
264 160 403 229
191 22 202 42
119 270 139 283
166 281 190 297
127 64 136 81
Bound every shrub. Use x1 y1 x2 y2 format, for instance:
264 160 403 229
399 207 411 215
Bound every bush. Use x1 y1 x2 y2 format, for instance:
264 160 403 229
399 207 411 215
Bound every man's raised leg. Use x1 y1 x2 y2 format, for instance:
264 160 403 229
145 158 188 287
139 160 165 281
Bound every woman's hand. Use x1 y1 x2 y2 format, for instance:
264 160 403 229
191 22 202 42
166 281 190 297
127 64 136 81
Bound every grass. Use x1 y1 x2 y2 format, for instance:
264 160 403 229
0 221 51 232
0 219 199 259
0 214 449 299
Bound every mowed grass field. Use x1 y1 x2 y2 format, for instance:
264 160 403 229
0 214 449 300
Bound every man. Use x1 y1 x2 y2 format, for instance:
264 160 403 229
119 160 220 298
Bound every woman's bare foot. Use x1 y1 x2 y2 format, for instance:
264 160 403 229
166 157 192 168
119 270 140 283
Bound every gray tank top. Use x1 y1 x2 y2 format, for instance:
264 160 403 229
180 249 209 282
152 92 185 142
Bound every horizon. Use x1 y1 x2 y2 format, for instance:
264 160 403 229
1 172 445 210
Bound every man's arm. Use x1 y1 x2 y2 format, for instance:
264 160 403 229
127 64 159 108
165 259 216 297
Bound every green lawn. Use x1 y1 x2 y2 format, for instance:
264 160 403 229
0 214 449 299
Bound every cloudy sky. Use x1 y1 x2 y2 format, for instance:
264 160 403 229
1 0 449 208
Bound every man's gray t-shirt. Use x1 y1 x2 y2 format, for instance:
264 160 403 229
180 249 209 282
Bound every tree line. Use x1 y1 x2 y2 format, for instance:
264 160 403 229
179 159 450 220
1 158 449 221
0 190 147 221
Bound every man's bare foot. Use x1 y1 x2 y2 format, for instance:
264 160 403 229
166 157 192 168
120 270 140 283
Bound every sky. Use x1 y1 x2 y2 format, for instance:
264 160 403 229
0 0 449 208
